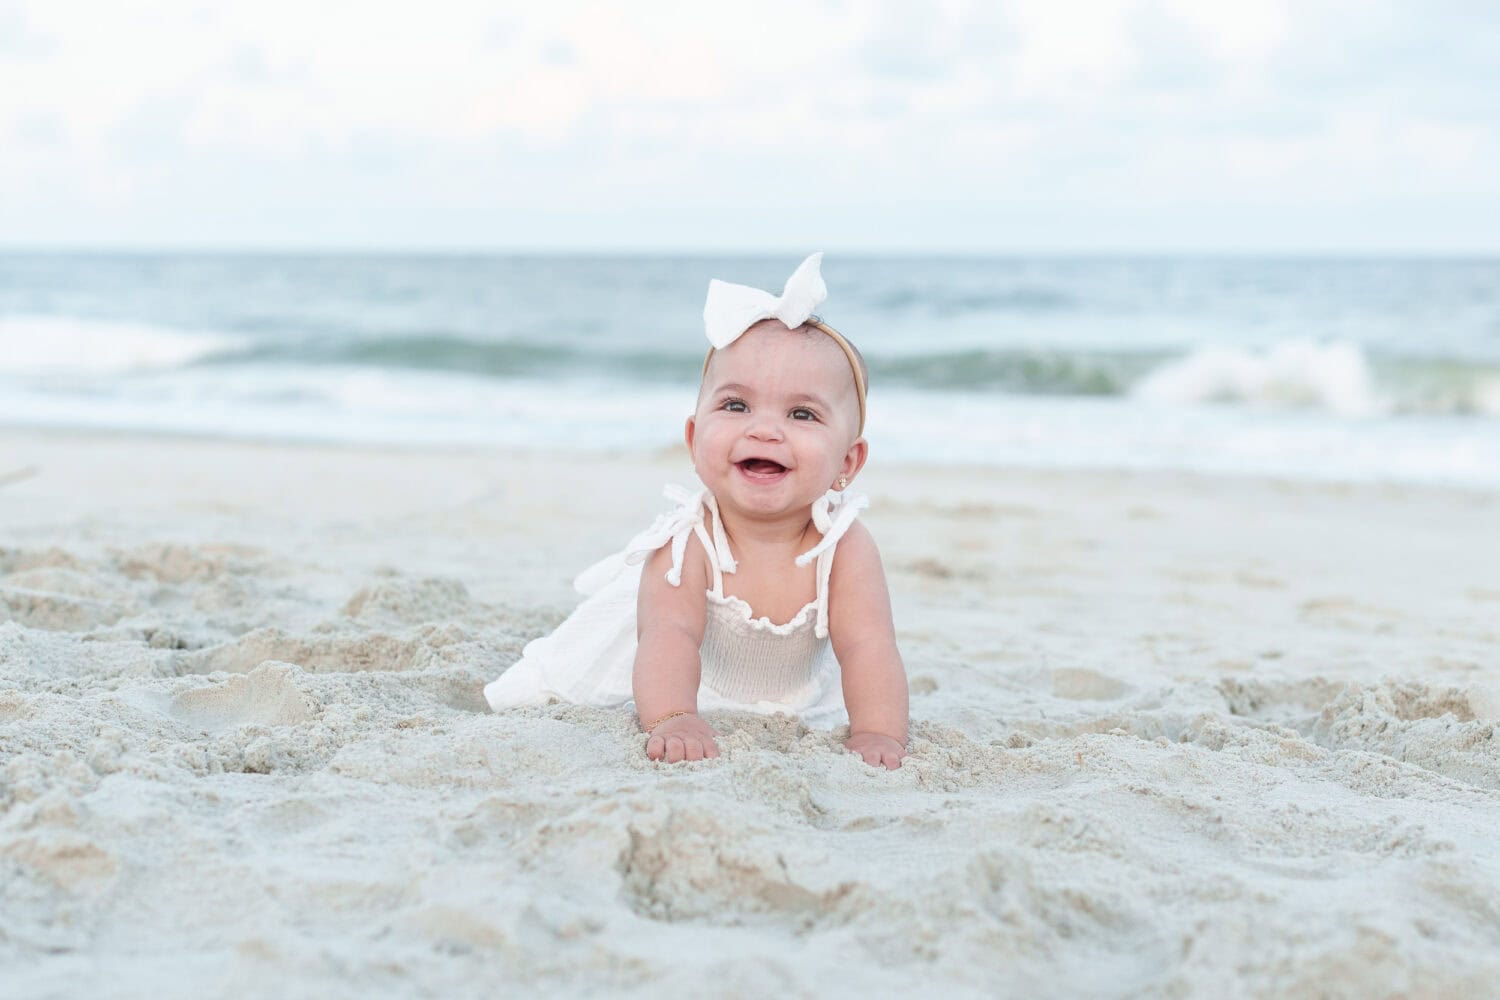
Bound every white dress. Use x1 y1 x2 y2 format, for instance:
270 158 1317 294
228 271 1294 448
482 485 869 727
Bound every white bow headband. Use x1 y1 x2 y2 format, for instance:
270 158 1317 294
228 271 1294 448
700 252 867 434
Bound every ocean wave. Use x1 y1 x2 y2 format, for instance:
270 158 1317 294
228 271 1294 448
7 314 1498 419
0 315 246 374
1131 341 1382 417
205 334 700 383
211 334 590 374
870 349 1161 395
215 335 1165 398
1130 341 1500 418
1377 358 1500 417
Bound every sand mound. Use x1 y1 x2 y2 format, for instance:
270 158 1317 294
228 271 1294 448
0 586 134 631
111 542 274 584
341 576 474 625
1313 681 1500 788
0 546 89 574
0 565 138 630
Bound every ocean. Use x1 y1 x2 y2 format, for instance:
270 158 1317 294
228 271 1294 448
2 253 1498 487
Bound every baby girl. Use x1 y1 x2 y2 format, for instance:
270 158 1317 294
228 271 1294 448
484 254 908 769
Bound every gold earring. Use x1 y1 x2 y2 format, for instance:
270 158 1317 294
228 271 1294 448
837 476 849 490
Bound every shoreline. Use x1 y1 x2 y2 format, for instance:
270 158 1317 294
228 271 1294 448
6 421 1500 500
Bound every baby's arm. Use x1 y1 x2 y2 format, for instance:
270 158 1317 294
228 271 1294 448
828 522 909 769
633 537 719 763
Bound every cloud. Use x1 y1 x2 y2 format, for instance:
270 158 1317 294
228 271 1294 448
0 0 1495 250
0 0 53 58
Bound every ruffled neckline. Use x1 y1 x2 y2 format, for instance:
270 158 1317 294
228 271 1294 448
706 590 818 635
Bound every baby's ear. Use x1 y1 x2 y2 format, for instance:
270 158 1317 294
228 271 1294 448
684 415 697 453
842 436 869 483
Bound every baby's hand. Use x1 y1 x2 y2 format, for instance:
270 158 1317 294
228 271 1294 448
845 731 906 770
645 713 720 764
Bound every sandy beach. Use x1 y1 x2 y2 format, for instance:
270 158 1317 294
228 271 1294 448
3 425 1499 998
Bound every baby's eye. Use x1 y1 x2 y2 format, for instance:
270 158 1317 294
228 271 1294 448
721 398 748 413
789 407 818 421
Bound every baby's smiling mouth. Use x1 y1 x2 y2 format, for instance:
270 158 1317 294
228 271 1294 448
737 458 788 478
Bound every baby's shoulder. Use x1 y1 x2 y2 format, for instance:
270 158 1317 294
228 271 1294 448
636 533 711 633
829 518 884 573
824 518 896 633
836 515 878 549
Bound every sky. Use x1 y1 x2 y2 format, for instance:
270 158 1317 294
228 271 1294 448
1 0 1497 253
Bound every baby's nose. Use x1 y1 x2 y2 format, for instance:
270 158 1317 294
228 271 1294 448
746 414 785 441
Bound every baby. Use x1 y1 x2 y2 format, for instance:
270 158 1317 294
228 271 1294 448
484 254 909 769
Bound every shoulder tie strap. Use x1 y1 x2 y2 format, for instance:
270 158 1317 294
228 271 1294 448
795 489 868 567
701 491 738 574
623 485 737 591
794 489 869 638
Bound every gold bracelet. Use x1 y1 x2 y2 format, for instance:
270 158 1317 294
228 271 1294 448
643 709 691 732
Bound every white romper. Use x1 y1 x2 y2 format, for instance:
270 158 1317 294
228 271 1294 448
482 485 869 727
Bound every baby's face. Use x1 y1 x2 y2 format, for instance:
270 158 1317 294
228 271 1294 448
688 320 865 519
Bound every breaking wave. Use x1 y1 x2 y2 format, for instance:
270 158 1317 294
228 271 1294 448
6 315 1498 419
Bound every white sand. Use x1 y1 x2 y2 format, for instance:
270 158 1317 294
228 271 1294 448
3 426 1500 998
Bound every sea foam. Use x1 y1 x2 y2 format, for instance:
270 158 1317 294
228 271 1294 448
1130 340 1384 417
0 315 243 375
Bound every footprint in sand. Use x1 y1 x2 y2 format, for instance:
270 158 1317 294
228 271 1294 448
247 797 336 836
1157 566 1222 587
1217 676 1349 721
170 661 321 732
0 547 88 573
1050 667 1132 701
1298 597 1406 633
909 675 939 696
184 624 468 675
1235 569 1287 590
896 558 987 583
0 567 137 630
616 809 857 927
